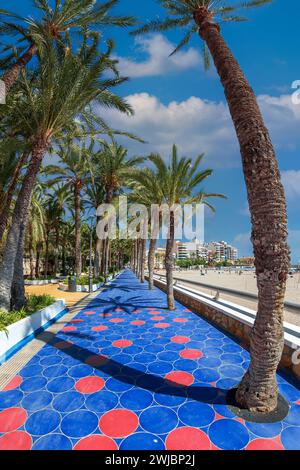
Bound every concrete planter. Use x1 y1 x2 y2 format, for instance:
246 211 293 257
58 282 104 293
25 279 58 286
0 300 67 364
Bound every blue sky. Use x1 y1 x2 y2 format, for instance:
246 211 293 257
3 0 300 261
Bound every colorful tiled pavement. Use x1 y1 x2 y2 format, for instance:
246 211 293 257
0 270 300 450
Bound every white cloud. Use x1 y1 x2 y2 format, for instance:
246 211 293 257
103 91 300 169
281 170 300 199
114 34 202 78
258 94 300 152
103 93 239 168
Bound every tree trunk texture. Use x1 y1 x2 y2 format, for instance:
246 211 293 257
74 180 82 277
165 211 175 310
53 227 59 276
28 222 34 279
133 240 138 275
2 44 38 93
148 238 157 289
35 242 42 279
0 152 28 242
11 222 27 310
44 233 50 279
0 137 48 310
136 238 141 279
140 238 146 283
196 15 290 412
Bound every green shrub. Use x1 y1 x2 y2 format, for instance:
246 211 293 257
0 294 55 332
63 275 105 286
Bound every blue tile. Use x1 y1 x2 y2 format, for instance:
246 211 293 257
139 406 178 434
120 389 153 411
209 419 250 450
32 434 72 450
25 410 61 435
0 390 23 409
281 426 300 450
53 391 85 413
120 433 165 450
85 391 118 413
22 391 53 411
61 410 98 438
47 377 75 393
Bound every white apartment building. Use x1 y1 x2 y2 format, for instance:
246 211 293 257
175 239 238 262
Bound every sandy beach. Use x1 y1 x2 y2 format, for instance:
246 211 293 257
156 269 300 326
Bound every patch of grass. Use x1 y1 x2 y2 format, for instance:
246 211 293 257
0 294 55 332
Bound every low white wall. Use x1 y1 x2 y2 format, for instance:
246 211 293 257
25 279 58 286
58 282 104 292
0 299 66 364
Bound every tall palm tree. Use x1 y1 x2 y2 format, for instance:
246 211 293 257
132 0 289 413
45 143 94 276
129 168 165 289
95 141 144 276
0 38 132 311
0 0 135 92
26 181 45 280
84 177 106 276
149 145 224 310
0 139 28 243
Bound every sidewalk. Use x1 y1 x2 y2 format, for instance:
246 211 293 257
25 283 89 308
0 270 299 450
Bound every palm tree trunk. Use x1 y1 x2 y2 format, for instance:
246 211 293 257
104 239 110 277
0 152 28 242
0 136 48 310
44 232 50 279
11 222 27 310
28 222 34 279
196 15 290 413
74 180 82 277
2 44 38 93
133 240 138 274
148 238 157 290
165 211 175 310
136 238 141 278
140 238 146 283
35 242 42 278
53 227 59 276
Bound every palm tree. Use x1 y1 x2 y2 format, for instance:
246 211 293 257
129 168 165 289
45 143 94 276
26 181 45 280
0 0 135 92
132 0 289 413
95 141 144 276
0 37 133 311
84 177 106 276
0 139 28 242
149 145 224 310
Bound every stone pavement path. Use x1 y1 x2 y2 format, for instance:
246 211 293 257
0 270 300 450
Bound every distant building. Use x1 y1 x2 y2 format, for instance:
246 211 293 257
175 239 238 263
207 241 238 263
238 257 255 266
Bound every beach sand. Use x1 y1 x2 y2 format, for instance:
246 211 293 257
156 269 300 326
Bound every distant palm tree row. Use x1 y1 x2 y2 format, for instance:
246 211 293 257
0 0 290 416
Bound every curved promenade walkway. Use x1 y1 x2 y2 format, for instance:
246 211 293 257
0 270 300 450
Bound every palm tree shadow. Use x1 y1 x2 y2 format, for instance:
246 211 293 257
39 330 229 406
